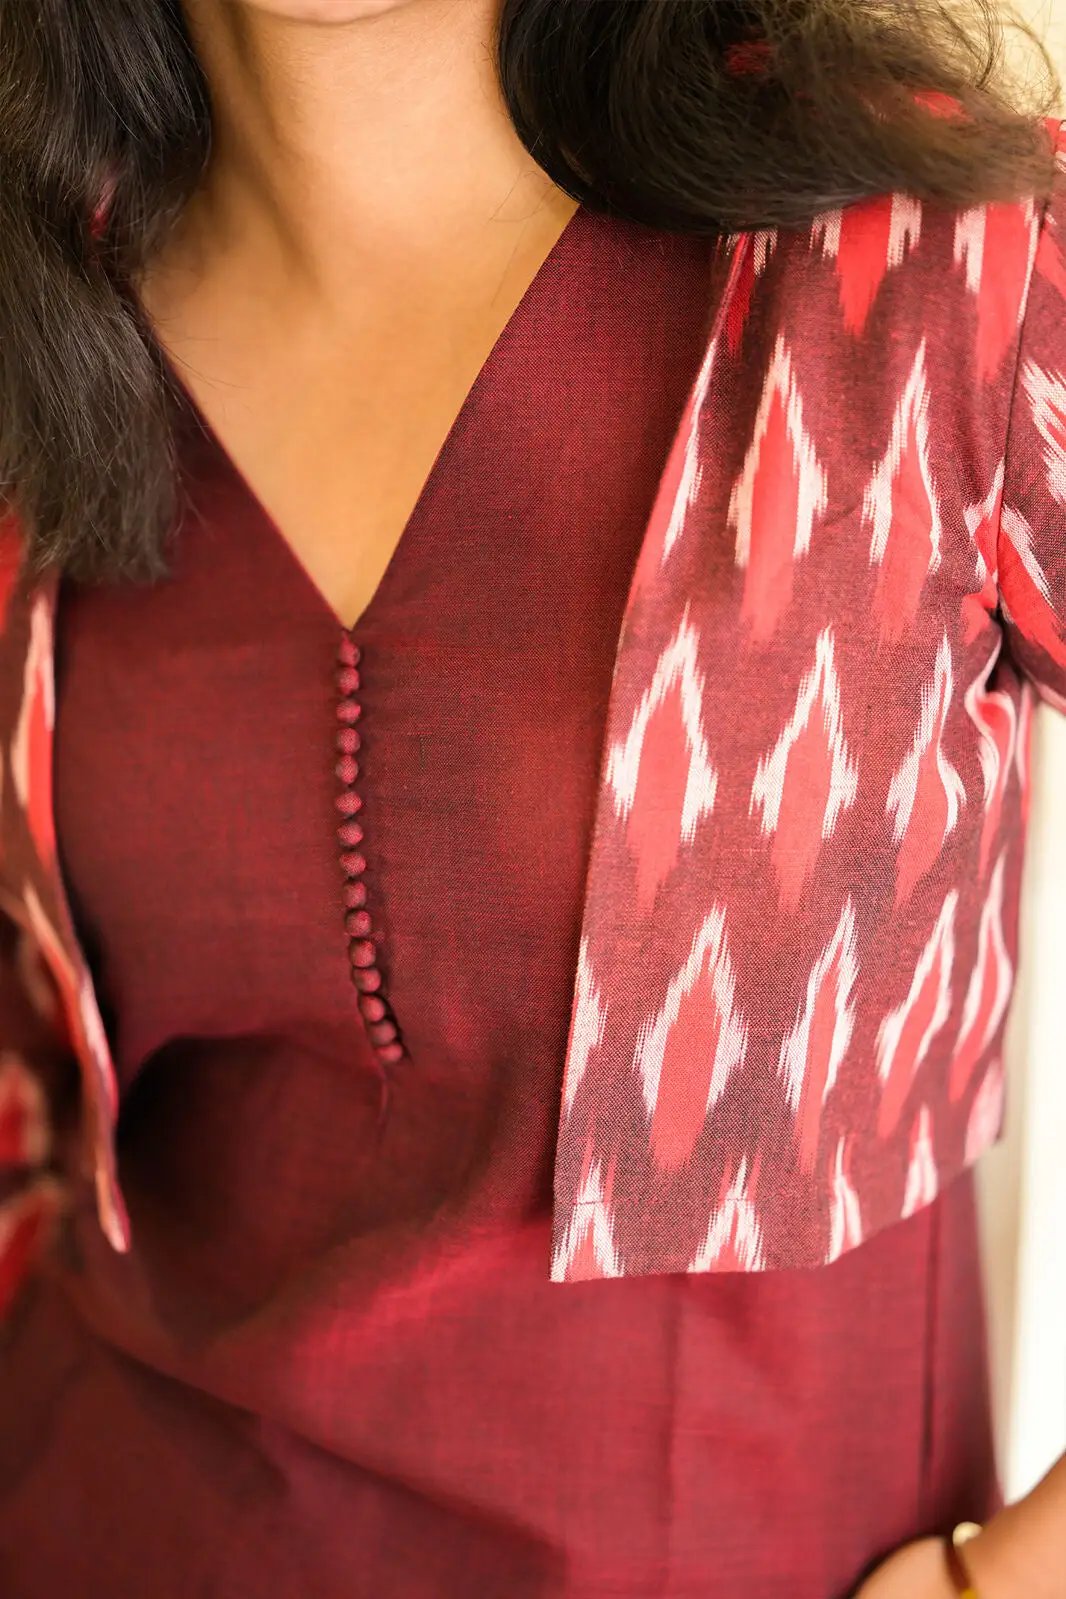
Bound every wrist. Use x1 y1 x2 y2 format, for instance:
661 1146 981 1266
954 1502 1063 1599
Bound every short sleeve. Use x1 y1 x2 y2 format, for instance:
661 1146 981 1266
996 115 1066 711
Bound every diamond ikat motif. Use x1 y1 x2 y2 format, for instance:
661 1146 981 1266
689 1155 766 1272
876 891 958 1138
550 1155 623 1282
729 334 829 642
885 634 967 906
862 342 943 645
749 628 859 910
778 899 860 1174
605 610 719 910
637 907 748 1174
953 199 1041 382
813 190 923 335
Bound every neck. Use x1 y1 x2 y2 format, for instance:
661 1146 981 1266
177 0 566 294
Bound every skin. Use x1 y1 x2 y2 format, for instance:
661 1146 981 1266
139 0 578 628
147 2 1066 1591
856 1455 1066 1597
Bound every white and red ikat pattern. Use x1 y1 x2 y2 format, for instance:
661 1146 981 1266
2 119 1066 1306
550 114 1066 1283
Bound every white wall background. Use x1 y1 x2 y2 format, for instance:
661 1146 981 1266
977 1 1066 1502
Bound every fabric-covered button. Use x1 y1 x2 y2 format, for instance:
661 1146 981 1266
336 666 361 696
358 993 387 1022
337 636 361 667
376 1041 404 1066
351 967 383 994
335 790 362 817
345 909 372 938
368 1019 398 1047
336 700 362 725
340 850 367 877
335 756 359 785
348 939 377 969
336 728 361 755
343 880 368 909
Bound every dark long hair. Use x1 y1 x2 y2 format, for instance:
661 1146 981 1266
0 0 1059 584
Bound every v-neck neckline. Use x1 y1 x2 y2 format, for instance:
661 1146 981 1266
158 199 590 637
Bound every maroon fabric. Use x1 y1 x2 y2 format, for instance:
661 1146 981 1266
0 205 998 1597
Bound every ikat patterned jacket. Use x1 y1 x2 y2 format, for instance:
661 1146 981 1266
2 116 1066 1309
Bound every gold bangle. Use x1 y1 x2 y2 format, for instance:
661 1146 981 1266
943 1521 983 1598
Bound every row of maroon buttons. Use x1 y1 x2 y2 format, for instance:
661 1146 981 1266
335 633 405 1066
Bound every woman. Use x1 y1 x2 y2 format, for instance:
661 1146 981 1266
0 0 1064 1593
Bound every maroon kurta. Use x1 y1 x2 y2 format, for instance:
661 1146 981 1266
0 202 998 1597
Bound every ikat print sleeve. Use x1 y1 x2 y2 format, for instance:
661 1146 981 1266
0 538 70 1318
996 116 1066 709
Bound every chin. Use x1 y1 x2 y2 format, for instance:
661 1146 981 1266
246 0 422 18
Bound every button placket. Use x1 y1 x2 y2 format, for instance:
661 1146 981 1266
334 634 405 1065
